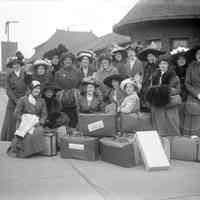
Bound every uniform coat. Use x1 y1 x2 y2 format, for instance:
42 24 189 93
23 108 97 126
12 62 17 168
1 71 28 141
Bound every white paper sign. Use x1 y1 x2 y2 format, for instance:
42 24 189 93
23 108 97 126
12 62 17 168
88 120 104 132
69 143 84 151
136 131 170 171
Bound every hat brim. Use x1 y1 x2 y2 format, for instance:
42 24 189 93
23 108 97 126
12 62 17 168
42 84 61 93
186 45 200 62
138 49 165 61
103 74 127 88
170 52 188 63
120 79 138 91
6 59 23 68
81 81 99 88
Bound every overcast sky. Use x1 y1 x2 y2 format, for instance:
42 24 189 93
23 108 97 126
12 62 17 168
0 0 138 59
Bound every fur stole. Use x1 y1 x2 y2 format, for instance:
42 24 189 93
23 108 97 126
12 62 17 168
146 85 170 108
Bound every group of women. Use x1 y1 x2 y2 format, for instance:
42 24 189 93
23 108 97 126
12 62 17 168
2 42 200 157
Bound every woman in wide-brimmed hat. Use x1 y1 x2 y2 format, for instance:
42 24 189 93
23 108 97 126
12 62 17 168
30 59 53 90
1 55 30 141
170 47 189 101
104 74 126 114
7 80 47 158
118 78 140 114
147 54 181 136
92 53 119 104
77 50 96 79
111 45 128 76
138 42 165 112
43 44 68 75
55 52 82 129
77 77 104 113
183 45 200 136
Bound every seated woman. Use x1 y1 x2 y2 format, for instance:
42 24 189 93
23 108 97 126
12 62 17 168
42 82 70 145
7 81 47 158
42 82 69 129
146 55 181 136
77 78 104 113
119 78 140 114
103 74 126 114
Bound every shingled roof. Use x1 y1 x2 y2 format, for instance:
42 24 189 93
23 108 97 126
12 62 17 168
30 29 97 60
80 32 131 53
114 0 200 35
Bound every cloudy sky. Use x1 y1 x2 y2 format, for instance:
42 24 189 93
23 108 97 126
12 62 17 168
0 0 138 59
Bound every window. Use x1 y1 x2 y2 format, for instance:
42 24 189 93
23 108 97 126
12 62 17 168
146 39 162 50
171 38 189 50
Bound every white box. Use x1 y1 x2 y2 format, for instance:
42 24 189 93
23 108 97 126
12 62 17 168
136 131 170 171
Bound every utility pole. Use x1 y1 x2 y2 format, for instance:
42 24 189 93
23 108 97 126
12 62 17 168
5 21 19 42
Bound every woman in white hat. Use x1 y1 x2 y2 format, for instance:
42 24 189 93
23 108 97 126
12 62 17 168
7 80 47 158
119 78 140 114
30 59 53 89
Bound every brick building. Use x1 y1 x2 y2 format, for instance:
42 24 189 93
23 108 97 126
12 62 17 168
113 0 200 51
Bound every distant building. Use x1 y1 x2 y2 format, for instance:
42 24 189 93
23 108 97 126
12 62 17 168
81 32 131 54
1 41 18 71
113 0 200 51
30 29 97 60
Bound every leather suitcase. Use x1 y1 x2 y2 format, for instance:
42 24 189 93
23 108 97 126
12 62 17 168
41 132 57 156
100 134 141 167
60 135 99 161
161 137 171 161
171 136 200 161
78 113 117 137
120 113 153 133
136 131 170 171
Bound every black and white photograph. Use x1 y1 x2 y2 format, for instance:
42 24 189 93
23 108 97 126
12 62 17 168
0 0 200 199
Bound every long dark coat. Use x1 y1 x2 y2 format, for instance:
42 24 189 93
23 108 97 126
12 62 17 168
140 62 158 111
149 71 181 136
174 64 188 101
183 61 200 136
1 71 28 141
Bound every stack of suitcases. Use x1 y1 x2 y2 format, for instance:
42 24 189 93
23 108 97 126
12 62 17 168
42 111 200 170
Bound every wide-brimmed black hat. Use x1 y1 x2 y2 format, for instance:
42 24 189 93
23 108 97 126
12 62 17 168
42 82 61 93
138 42 165 61
186 45 200 62
103 74 127 88
81 77 100 88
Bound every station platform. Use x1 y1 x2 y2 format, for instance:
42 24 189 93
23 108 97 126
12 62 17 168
1 142 200 200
